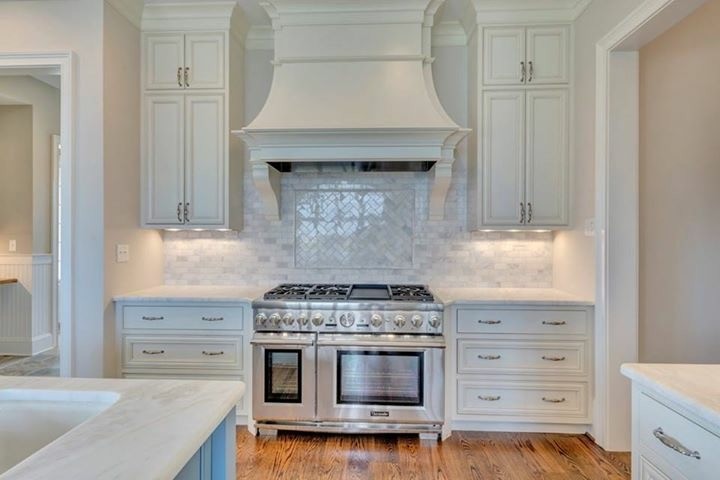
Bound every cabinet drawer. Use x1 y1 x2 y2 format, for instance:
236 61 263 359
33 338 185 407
458 339 587 376
123 336 242 370
457 308 588 336
457 380 588 419
123 305 243 331
638 393 720 480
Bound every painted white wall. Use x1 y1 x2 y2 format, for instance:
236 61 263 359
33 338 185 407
102 2 164 377
639 0 720 363
552 0 646 299
0 0 104 376
0 76 60 255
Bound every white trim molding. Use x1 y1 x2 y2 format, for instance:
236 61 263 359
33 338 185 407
593 0 708 451
142 1 249 45
467 0 591 27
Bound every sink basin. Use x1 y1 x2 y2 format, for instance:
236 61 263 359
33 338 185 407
0 389 119 475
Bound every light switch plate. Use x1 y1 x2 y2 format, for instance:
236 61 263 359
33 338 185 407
116 244 130 263
8 240 16 252
584 218 595 237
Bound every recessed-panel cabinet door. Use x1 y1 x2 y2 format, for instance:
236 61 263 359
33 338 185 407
482 91 526 226
525 90 569 226
526 27 569 85
185 33 225 89
483 28 526 85
185 95 225 225
145 34 185 90
144 95 185 225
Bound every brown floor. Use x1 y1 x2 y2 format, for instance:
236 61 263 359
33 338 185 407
236 429 631 480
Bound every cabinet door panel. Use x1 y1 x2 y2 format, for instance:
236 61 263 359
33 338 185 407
185 33 225 89
526 90 569 226
483 28 526 85
482 91 525 226
144 95 185 225
185 95 225 225
526 27 569 85
145 34 184 90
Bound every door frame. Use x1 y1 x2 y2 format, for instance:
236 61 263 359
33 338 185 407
593 0 708 450
0 52 75 377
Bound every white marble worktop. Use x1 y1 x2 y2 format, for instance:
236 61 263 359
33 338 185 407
0 376 244 480
621 363 720 431
113 284 269 303
432 287 594 306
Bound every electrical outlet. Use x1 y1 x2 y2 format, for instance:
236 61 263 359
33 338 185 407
116 244 130 263
584 218 596 237
8 240 16 252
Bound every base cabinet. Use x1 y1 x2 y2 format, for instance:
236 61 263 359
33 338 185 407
175 409 236 480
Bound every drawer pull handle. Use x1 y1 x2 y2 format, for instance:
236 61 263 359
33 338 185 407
202 350 225 356
478 354 501 360
478 395 501 402
141 316 164 321
142 349 165 355
542 321 567 326
202 317 224 322
478 319 502 325
542 397 566 403
653 427 701 460
542 355 567 362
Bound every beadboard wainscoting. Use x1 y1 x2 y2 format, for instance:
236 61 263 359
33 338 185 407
0 255 54 355
164 170 553 287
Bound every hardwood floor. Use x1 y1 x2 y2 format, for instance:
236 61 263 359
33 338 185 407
235 429 631 480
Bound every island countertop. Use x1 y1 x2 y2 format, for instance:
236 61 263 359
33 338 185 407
0 376 244 480
621 363 720 431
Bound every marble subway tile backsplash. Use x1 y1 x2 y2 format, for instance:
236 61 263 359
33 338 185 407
163 169 554 288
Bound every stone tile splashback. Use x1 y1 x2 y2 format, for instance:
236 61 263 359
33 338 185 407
163 169 554 288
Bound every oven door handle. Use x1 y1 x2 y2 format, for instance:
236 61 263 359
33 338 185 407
317 336 445 349
251 334 316 347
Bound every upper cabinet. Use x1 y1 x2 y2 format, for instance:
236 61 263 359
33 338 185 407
140 2 245 230
483 26 569 86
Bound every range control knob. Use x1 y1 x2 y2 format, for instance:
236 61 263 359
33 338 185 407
410 314 423 328
370 314 384 328
394 314 407 328
255 313 268 325
428 315 442 329
298 313 309 326
269 313 282 327
311 313 325 327
339 313 355 328
282 313 295 326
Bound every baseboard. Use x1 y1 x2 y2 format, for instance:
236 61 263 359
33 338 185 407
450 420 591 434
31 333 54 355
0 337 32 356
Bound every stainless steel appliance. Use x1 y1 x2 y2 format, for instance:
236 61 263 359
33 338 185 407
251 284 445 438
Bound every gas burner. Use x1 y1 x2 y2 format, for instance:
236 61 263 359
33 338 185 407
390 285 435 302
307 284 351 300
264 284 315 300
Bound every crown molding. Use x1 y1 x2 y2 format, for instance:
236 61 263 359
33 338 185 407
142 1 249 43
106 0 144 29
469 0 592 24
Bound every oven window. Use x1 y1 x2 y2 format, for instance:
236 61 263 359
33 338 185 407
336 351 423 406
265 349 302 403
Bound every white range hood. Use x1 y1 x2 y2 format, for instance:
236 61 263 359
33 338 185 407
233 0 469 220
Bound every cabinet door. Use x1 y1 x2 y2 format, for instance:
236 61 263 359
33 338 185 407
525 90 569 226
482 91 526 226
144 34 185 90
185 95 225 225
483 28 526 85
144 95 185 225
526 27 569 85
185 33 225 90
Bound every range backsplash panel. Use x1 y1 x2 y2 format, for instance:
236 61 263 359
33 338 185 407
163 166 554 287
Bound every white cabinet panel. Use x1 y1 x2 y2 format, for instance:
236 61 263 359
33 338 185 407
185 95 225 225
144 95 185 225
526 90 569 226
124 335 242 370
526 27 569 85
639 457 673 480
482 91 525 225
145 34 184 90
185 33 225 89
483 28 526 85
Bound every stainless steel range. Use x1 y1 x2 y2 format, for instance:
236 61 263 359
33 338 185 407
251 284 445 438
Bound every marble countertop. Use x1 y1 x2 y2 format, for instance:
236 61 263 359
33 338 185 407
432 287 594 306
0 376 244 480
621 363 720 430
113 285 270 303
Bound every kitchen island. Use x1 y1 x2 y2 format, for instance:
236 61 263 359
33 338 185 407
0 376 244 479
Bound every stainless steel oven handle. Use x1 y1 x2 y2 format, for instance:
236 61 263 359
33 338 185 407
250 338 315 346
317 337 445 349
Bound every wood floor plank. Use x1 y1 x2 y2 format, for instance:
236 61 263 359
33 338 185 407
235 429 631 480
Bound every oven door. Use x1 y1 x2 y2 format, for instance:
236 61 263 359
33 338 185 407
317 334 444 424
251 333 316 422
